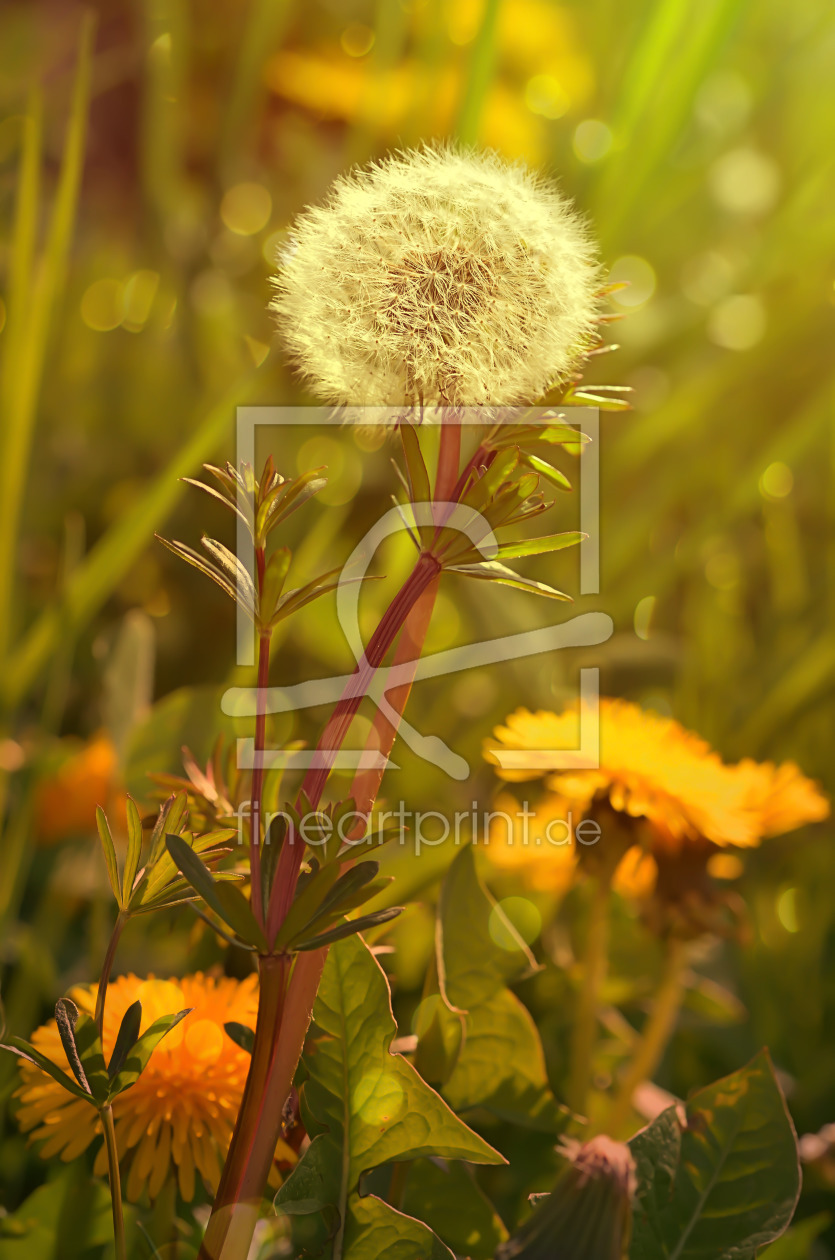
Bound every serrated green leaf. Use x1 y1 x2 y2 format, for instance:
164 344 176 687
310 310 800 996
0 1037 91 1102
345 1196 455 1259
629 1050 800 1260
122 796 143 904
434 847 566 1130
107 1001 142 1080
224 1022 255 1055
401 1158 509 1258
439 846 536 1008
275 935 503 1258
495 531 586 561
109 1009 191 1098
95 806 123 908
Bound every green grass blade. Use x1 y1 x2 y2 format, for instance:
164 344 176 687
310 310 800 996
455 0 502 146
0 15 95 667
1 367 260 711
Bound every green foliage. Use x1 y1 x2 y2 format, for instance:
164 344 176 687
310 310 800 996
275 934 503 1257
629 1051 800 1259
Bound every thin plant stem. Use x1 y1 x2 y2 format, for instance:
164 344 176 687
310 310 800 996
101 1103 127 1260
567 870 614 1115
248 572 270 931
604 938 689 1134
95 911 127 1034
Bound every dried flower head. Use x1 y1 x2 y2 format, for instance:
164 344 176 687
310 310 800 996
271 145 600 407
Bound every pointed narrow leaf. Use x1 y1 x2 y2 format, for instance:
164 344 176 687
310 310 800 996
496 532 586 560
109 1009 192 1097
400 422 432 506
523 452 572 491
95 806 123 908
54 998 90 1095
224 1022 255 1055
69 1009 110 1103
123 796 143 904
164 833 265 948
107 1001 142 1079
294 906 404 951
0 1037 92 1101
449 561 571 601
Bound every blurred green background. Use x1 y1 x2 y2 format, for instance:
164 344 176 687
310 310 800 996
1 0 834 1250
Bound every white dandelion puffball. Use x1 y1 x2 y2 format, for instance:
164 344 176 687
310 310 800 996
271 146 601 408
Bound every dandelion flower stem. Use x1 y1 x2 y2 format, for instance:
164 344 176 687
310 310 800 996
604 938 688 1134
95 911 126 1033
101 1103 127 1260
567 869 614 1115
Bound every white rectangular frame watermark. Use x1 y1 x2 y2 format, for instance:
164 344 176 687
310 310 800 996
225 405 609 780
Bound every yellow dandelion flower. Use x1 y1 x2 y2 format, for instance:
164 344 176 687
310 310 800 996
271 144 600 408
13 972 292 1202
485 791 577 893
487 699 762 850
484 699 828 926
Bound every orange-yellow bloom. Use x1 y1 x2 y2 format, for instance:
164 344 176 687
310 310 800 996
14 972 292 1202
484 699 829 903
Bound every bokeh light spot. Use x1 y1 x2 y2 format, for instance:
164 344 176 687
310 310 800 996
573 119 612 163
185 1019 224 1064
707 294 766 351
759 461 793 500
680 250 735 306
341 23 375 56
634 595 656 641
707 853 744 881
525 75 569 119
709 147 780 216
220 182 272 236
776 887 800 933
81 278 124 332
489 897 541 950
298 435 361 506
695 70 752 134
608 256 656 308
122 269 160 331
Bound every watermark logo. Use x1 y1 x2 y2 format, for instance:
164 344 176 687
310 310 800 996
223 406 612 780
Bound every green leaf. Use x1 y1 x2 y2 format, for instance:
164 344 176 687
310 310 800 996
401 1158 509 1259
62 1005 110 1104
495 532 586 561
122 796 143 904
275 935 503 1258
107 1001 142 1080
54 998 91 1096
400 422 432 506
95 806 123 908
449 561 571 601
439 846 536 1009
523 452 573 491
0 1037 91 1102
109 1008 191 1098
629 1050 801 1260
759 1213 830 1259
433 847 566 1130
293 906 403 951
164 832 265 949
224 1022 255 1055
346 1197 456 1259
442 989 567 1131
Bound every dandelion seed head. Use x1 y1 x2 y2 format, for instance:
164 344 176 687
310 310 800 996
271 144 601 407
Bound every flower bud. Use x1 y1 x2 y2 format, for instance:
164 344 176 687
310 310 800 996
496 1135 635 1259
